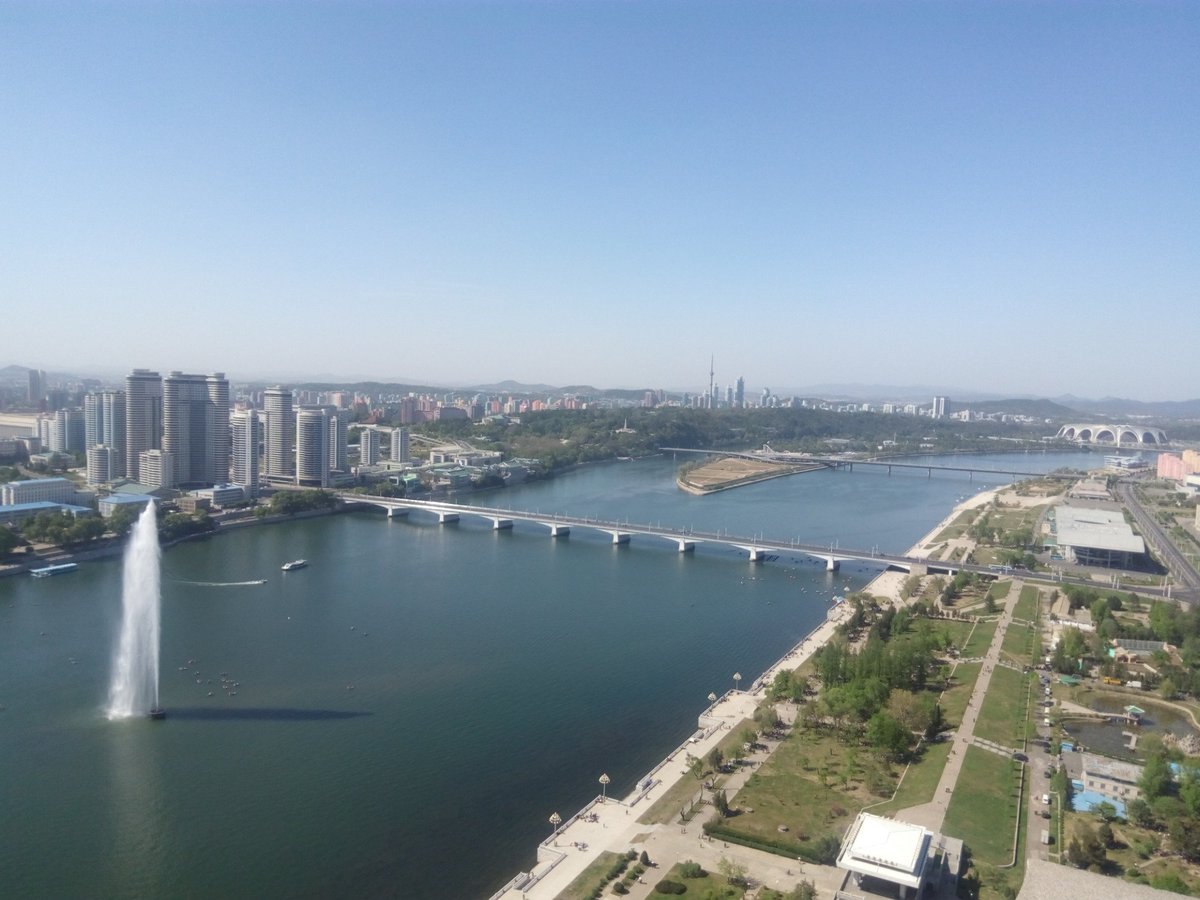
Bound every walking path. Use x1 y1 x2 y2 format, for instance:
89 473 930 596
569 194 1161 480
492 489 1004 900
897 581 1023 833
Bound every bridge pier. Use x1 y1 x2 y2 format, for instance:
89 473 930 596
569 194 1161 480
676 539 696 553
825 556 840 572
491 518 513 530
386 507 408 518
437 511 460 524
747 547 765 562
609 532 631 545
548 524 570 538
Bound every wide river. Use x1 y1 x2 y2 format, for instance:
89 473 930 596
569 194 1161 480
0 451 1096 898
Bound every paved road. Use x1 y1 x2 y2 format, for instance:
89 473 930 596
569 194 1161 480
1117 482 1200 595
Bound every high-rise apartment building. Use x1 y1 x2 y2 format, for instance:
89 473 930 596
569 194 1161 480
162 372 230 488
84 390 127 478
390 427 409 463
230 410 259 494
138 449 175 489
359 428 380 466
27 369 44 406
932 396 947 419
125 369 163 482
295 407 332 487
735 376 745 409
263 387 295 483
87 445 118 485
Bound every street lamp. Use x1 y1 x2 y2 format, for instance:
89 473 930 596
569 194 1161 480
599 773 610 803
549 811 562 841
733 672 742 693
708 692 718 707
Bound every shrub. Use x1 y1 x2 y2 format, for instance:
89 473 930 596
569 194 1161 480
640 850 652 866
612 882 629 895
679 861 705 878
654 881 686 895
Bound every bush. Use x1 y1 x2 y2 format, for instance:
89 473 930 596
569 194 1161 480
679 861 705 878
654 881 686 895
640 850 651 866
612 882 629 895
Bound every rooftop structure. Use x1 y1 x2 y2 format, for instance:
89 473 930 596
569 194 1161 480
837 812 934 899
1052 505 1145 567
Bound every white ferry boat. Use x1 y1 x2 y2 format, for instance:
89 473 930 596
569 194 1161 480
30 563 79 578
281 559 308 572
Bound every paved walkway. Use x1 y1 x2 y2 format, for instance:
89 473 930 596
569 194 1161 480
897 581 1023 832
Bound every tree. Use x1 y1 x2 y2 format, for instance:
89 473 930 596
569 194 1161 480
713 788 730 817
1097 821 1114 848
784 881 817 900
1127 797 1156 829
708 746 724 772
716 856 748 887
686 754 704 781
0 525 20 557
866 711 912 761
1140 750 1174 802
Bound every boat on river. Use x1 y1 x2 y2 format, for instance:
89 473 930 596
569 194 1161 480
30 563 79 578
281 559 307 572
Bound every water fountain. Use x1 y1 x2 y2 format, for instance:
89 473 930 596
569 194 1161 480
106 502 164 720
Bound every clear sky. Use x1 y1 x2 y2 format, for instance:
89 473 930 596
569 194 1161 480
2 2 1196 399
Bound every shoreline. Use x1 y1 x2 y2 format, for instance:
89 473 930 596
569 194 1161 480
492 484 1002 900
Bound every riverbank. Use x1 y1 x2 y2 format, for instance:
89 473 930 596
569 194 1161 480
676 456 819 495
492 485 1004 899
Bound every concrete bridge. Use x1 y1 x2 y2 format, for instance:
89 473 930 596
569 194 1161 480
339 493 967 575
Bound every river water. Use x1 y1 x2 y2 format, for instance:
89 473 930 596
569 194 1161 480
0 451 1095 898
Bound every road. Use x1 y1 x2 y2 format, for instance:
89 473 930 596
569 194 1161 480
1117 481 1200 596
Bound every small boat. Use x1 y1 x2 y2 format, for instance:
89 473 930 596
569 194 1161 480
148 707 167 720
30 562 79 578
281 559 307 571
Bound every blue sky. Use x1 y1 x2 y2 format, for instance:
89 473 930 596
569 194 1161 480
2 2 1196 399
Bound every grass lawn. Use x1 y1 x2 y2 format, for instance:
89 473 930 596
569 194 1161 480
941 662 982 728
988 580 1012 602
936 619 978 652
637 719 755 825
868 738 953 816
715 728 887 857
1000 621 1036 667
943 745 1022 866
558 851 625 900
974 665 1031 747
1012 585 1040 623
934 510 977 542
962 620 998 658
655 863 745 898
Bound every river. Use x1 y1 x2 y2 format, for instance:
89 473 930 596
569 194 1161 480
0 451 1096 898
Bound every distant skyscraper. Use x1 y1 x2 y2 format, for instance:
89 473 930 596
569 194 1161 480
162 372 230 488
328 410 348 475
230 410 260 494
359 428 380 466
390 427 409 463
27 368 44 406
263 387 295 482
932 396 947 419
125 369 162 482
735 376 745 409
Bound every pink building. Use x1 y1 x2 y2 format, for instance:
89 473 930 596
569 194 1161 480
1159 454 1188 480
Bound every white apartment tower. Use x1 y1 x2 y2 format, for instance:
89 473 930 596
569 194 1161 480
84 390 127 478
125 369 163 482
359 428 380 466
295 407 332 487
390 427 409 463
162 372 230 488
230 410 260 495
263 387 295 483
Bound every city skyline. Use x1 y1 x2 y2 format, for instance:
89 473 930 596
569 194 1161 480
3 3 1197 399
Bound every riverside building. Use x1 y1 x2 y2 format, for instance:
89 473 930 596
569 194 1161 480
125 369 163 482
162 372 230 488
230 410 260 495
263 386 295 484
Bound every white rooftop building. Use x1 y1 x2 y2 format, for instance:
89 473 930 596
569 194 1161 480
837 812 940 899
1052 505 1145 567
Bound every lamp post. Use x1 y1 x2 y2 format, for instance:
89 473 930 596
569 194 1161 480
733 672 742 693
549 811 562 844
599 773 610 803
708 692 717 707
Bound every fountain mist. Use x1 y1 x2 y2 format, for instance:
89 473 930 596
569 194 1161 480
107 502 161 719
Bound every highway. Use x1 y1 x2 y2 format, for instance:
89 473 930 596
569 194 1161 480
1117 481 1200 594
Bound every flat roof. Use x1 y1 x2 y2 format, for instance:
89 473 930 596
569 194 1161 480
1082 752 1143 785
837 812 931 889
1055 506 1145 554
0 501 92 514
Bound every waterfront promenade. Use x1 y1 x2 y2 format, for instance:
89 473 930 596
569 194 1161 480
491 488 1001 900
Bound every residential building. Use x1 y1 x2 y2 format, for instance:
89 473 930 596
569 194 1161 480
162 372 230 488
263 387 295 482
390 427 409 463
230 410 259 494
87 444 119 485
138 449 176 490
85 390 127 478
295 407 332 487
125 369 162 482
360 428 380 465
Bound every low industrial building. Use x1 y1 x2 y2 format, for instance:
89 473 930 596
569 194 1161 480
0 501 94 525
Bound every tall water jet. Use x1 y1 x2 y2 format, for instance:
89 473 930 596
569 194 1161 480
107 502 162 719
